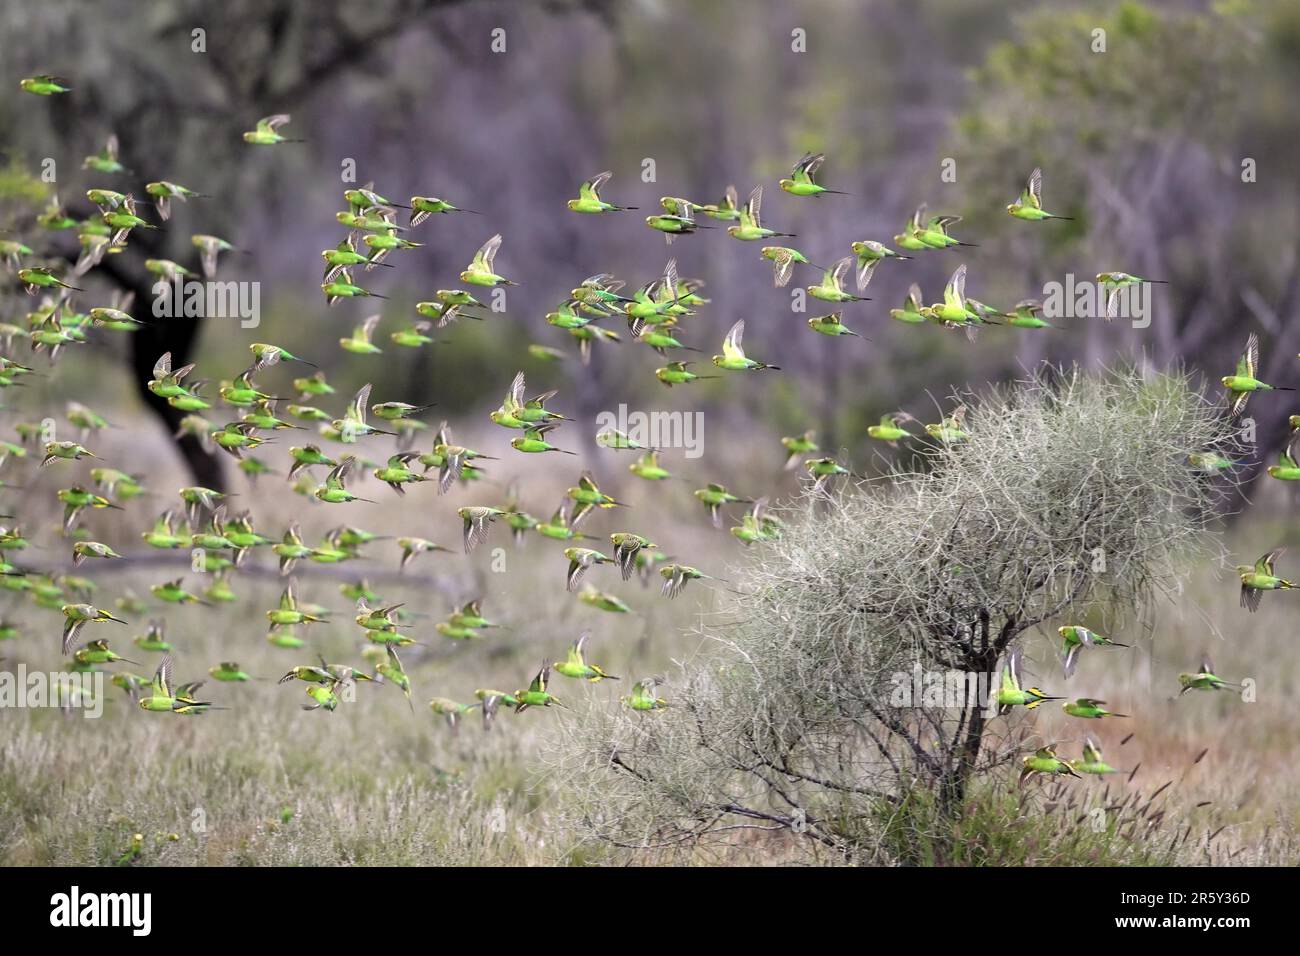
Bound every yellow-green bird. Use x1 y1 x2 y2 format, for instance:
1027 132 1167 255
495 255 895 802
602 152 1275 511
1267 432 1300 481
340 313 383 354
243 113 302 145
993 647 1063 714
1221 332 1293 418
1062 697 1128 720
553 631 619 681
376 645 413 711
20 74 71 95
623 677 668 711
727 186 795 241
459 506 506 553
695 482 752 528
712 320 779 371
1178 655 1240 695
779 152 847 197
41 440 100 467
314 456 376 504
71 541 121 567
1006 168 1073 222
781 431 818 469
1059 625 1129 679
568 171 637 213
1019 745 1080 784
138 655 220 714
808 257 869 303
460 233 516 287
867 412 915 447
267 583 325 627
331 383 395 440
1070 737 1126 776
564 547 615 591
514 663 564 713
1236 547 1296 612
659 563 723 599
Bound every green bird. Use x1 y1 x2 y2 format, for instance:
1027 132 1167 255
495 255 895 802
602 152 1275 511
395 537 450 571
994 647 1063 714
578 585 632 614
332 383 395 441
623 677 668 711
71 541 121 567
111 672 152 700
409 195 475 225
322 269 388 306
391 321 434 348
376 645 413 711
867 413 915 447
535 501 594 542
655 360 717 388
761 245 820 288
459 506 506 553
1096 272 1168 320
315 456 375 504
362 229 423 264
59 486 122 532
435 621 481 642
372 401 433 422
567 470 623 512
18 267 82 294
355 597 404 633
807 312 862 337
83 134 130 174
568 170 637 213
1187 451 1239 473
278 664 336 686
243 113 302 145
659 563 723 599
339 313 384 355
1070 737 1125 776
211 422 269 459
288 444 336 480
514 663 565 713
564 547 614 591
695 482 752 528
142 510 187 550
1005 298 1053 329
148 352 198 400
528 344 565 362
0 239 34 270
1178 655 1240 695
700 184 742 221
712 320 779 371
851 239 909 285
1059 625 1130 679
808 256 869 304
925 406 970 444
151 578 209 607
1006 167 1073 221
303 684 339 712
1237 547 1296 612
428 697 480 732
60 603 126 655
781 431 819 470
911 204 976 250
460 233 516 287
1063 697 1128 720
267 583 325 627
322 234 392 281
1222 332 1293 418
779 152 847 197
448 599 498 631
1019 745 1080 784
645 202 702 242
727 186 794 241
138 655 219 714
730 497 781 545
209 662 256 682
512 423 576 456
610 532 656 581
553 631 619 681
145 181 206 221
1267 432 1300 481
73 638 137 667
373 452 429 495
805 456 859 489
41 440 100 467
20 74 71 95
629 449 677 481
271 523 313 575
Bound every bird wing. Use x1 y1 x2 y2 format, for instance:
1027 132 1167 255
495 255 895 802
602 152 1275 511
357 313 381 344
154 654 173 698
582 171 612 202
722 320 746 361
473 233 503 272
944 264 967 307
1238 333 1258 378
746 186 763 228
258 114 290 133
347 383 372 425
1024 167 1043 209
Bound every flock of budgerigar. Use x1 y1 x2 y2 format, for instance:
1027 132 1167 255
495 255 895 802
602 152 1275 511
6 80 1298 781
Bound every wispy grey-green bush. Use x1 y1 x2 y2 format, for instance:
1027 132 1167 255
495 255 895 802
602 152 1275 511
551 367 1242 863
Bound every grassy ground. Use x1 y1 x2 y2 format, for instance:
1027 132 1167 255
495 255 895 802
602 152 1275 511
1 421 1297 865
